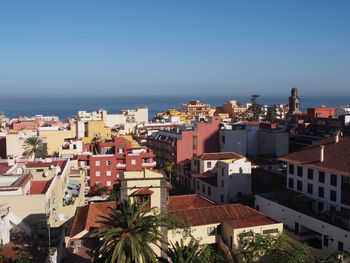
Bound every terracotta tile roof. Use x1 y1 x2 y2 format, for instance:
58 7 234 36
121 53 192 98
172 203 277 228
192 171 218 186
279 135 350 176
132 188 154 195
178 159 191 166
69 201 117 238
0 165 11 175
192 171 216 178
194 152 243 161
168 194 215 211
30 179 53 194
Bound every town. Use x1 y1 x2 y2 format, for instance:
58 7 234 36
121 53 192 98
0 88 350 262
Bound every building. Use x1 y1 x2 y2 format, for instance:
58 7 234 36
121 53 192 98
220 122 289 157
67 169 282 261
288 88 301 115
307 108 336 121
255 133 350 253
4 130 38 159
181 100 215 119
38 126 75 155
78 137 156 190
190 152 252 204
147 116 221 165
0 158 86 244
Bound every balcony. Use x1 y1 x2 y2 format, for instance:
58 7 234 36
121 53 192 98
142 162 157 167
116 163 126 168
258 190 350 231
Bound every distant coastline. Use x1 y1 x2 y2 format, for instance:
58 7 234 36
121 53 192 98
1 95 349 121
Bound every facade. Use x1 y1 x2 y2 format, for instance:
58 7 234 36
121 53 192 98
5 130 38 159
38 127 75 155
186 152 252 204
147 116 221 165
181 100 215 119
0 158 85 244
307 108 336 121
220 122 289 157
256 133 350 253
78 137 156 189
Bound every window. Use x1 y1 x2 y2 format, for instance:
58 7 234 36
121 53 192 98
106 181 112 186
207 162 212 168
95 161 100 166
222 135 225 144
202 184 205 193
338 241 344 252
96 171 100 177
289 164 294 175
36 169 44 172
106 171 112 176
221 180 224 188
106 161 111 166
197 181 200 190
135 194 151 210
323 235 329 247
207 226 216 235
307 168 313 180
318 186 324 198
331 174 337 186
288 178 294 188
318 201 324 211
208 186 211 196
192 136 198 150
307 183 313 194
297 180 302 191
220 194 224 203
221 167 225 176
297 166 303 177
131 159 136 165
263 228 279 234
330 190 337 202
319 171 325 183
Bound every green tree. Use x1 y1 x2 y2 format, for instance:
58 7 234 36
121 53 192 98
93 198 164 263
235 231 311 263
15 246 34 263
22 136 45 158
248 94 262 121
164 162 175 183
159 239 204 263
265 106 277 122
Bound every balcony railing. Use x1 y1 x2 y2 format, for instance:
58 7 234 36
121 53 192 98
142 162 157 167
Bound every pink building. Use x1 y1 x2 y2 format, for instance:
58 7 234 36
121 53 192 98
147 116 221 164
78 137 156 190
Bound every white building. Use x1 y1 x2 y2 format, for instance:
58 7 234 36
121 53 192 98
220 122 289 157
255 132 350 253
189 152 252 204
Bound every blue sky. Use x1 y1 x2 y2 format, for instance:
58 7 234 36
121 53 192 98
0 0 349 97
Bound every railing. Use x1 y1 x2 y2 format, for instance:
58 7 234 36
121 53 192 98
142 162 157 167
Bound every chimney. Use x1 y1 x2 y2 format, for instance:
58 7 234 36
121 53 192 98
335 131 341 143
320 145 324 162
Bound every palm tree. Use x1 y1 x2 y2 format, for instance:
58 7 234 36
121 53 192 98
93 198 164 263
164 162 175 183
159 239 204 263
22 136 45 158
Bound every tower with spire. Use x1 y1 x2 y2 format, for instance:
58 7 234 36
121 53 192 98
288 87 301 115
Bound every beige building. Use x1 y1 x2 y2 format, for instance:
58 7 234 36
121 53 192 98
5 130 37 159
39 127 75 155
0 158 86 244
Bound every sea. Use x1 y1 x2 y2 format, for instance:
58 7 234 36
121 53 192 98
1 95 350 121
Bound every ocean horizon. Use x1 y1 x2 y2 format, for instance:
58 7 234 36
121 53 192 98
1 95 349 121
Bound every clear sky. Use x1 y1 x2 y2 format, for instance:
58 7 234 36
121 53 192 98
0 0 349 97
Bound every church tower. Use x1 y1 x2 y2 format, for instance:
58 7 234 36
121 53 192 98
288 87 301 115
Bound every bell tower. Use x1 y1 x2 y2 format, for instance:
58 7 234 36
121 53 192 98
288 87 301 115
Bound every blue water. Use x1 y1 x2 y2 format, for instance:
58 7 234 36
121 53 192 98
1 95 349 121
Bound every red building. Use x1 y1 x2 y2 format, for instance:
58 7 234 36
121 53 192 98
147 116 221 164
78 137 156 189
307 108 336 121
11 119 41 131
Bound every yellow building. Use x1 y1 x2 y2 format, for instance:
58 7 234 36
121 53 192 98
156 108 191 122
76 120 112 144
181 100 215 118
39 128 75 155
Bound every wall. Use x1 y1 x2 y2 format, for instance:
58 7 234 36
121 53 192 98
220 129 247 155
255 194 350 253
39 129 75 155
257 130 289 157
169 223 219 245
